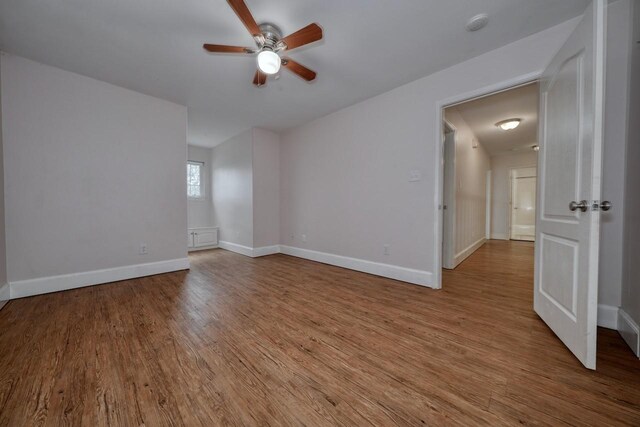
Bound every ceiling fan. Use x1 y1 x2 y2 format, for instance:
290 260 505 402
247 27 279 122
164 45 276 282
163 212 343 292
203 0 323 87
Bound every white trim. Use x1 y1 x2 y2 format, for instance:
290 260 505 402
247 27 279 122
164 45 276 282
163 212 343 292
434 72 542 289
597 304 619 330
218 241 255 257
188 245 219 252
280 245 434 288
453 237 486 267
442 123 457 270
618 309 640 358
0 282 9 310
490 233 509 240
9 258 190 300
217 243 433 286
218 241 283 258
486 170 492 239
252 245 281 257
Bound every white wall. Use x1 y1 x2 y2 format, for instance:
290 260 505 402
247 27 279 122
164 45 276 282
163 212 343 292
489 151 538 240
0 55 7 309
252 128 280 249
620 0 640 356
211 129 254 248
598 0 632 311
1 54 188 296
279 19 577 285
187 144 213 229
444 107 490 265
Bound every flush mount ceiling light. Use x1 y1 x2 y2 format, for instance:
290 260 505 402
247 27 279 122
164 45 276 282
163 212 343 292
257 49 281 75
466 14 489 32
496 118 521 131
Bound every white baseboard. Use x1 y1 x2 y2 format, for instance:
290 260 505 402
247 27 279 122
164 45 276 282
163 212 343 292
618 309 640 358
217 243 432 286
188 245 219 252
597 304 619 330
0 282 9 310
9 258 190 300
252 245 281 257
218 241 254 257
490 233 509 240
454 238 486 267
218 241 280 258
279 245 434 288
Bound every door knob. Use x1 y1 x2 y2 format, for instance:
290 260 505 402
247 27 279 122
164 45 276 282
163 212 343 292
569 200 588 212
599 201 612 211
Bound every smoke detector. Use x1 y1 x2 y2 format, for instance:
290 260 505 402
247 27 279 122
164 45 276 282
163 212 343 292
466 14 489 32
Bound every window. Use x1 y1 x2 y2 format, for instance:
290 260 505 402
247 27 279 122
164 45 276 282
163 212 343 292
187 161 204 199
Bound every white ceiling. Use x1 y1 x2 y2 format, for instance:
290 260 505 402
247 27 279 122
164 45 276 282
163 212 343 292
0 0 587 147
450 82 539 156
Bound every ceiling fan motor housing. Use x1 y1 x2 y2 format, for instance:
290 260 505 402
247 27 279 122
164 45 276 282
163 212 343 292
258 23 283 50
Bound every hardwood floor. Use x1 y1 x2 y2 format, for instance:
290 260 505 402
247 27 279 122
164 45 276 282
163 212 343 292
0 240 639 426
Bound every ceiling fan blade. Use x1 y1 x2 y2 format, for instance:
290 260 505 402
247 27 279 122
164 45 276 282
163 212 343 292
203 44 252 54
227 0 262 38
281 23 323 51
282 58 317 81
253 70 267 87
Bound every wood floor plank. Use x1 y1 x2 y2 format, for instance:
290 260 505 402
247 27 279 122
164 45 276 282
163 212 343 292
0 240 639 425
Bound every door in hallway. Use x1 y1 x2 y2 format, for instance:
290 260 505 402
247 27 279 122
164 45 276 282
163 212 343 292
510 167 536 241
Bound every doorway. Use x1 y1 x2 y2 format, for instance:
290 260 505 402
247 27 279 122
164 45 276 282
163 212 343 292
435 0 608 370
440 81 539 271
510 167 537 241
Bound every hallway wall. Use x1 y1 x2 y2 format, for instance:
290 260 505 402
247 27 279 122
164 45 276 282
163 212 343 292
444 107 490 266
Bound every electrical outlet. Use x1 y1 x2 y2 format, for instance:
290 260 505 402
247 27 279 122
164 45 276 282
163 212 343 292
383 244 390 256
139 243 148 255
302 234 307 242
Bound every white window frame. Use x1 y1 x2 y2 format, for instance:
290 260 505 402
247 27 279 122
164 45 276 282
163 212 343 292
187 161 205 200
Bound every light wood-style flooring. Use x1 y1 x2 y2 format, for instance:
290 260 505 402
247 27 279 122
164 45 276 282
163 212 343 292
0 240 639 425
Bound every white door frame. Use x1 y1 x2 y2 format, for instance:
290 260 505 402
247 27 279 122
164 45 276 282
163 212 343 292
508 165 538 241
441 120 457 270
434 73 541 288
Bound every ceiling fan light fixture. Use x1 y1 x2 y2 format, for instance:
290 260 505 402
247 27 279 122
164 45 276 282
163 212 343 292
257 49 281 75
496 118 521 131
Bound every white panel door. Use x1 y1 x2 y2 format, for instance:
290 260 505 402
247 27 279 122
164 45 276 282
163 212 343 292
535 0 605 369
511 168 537 241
